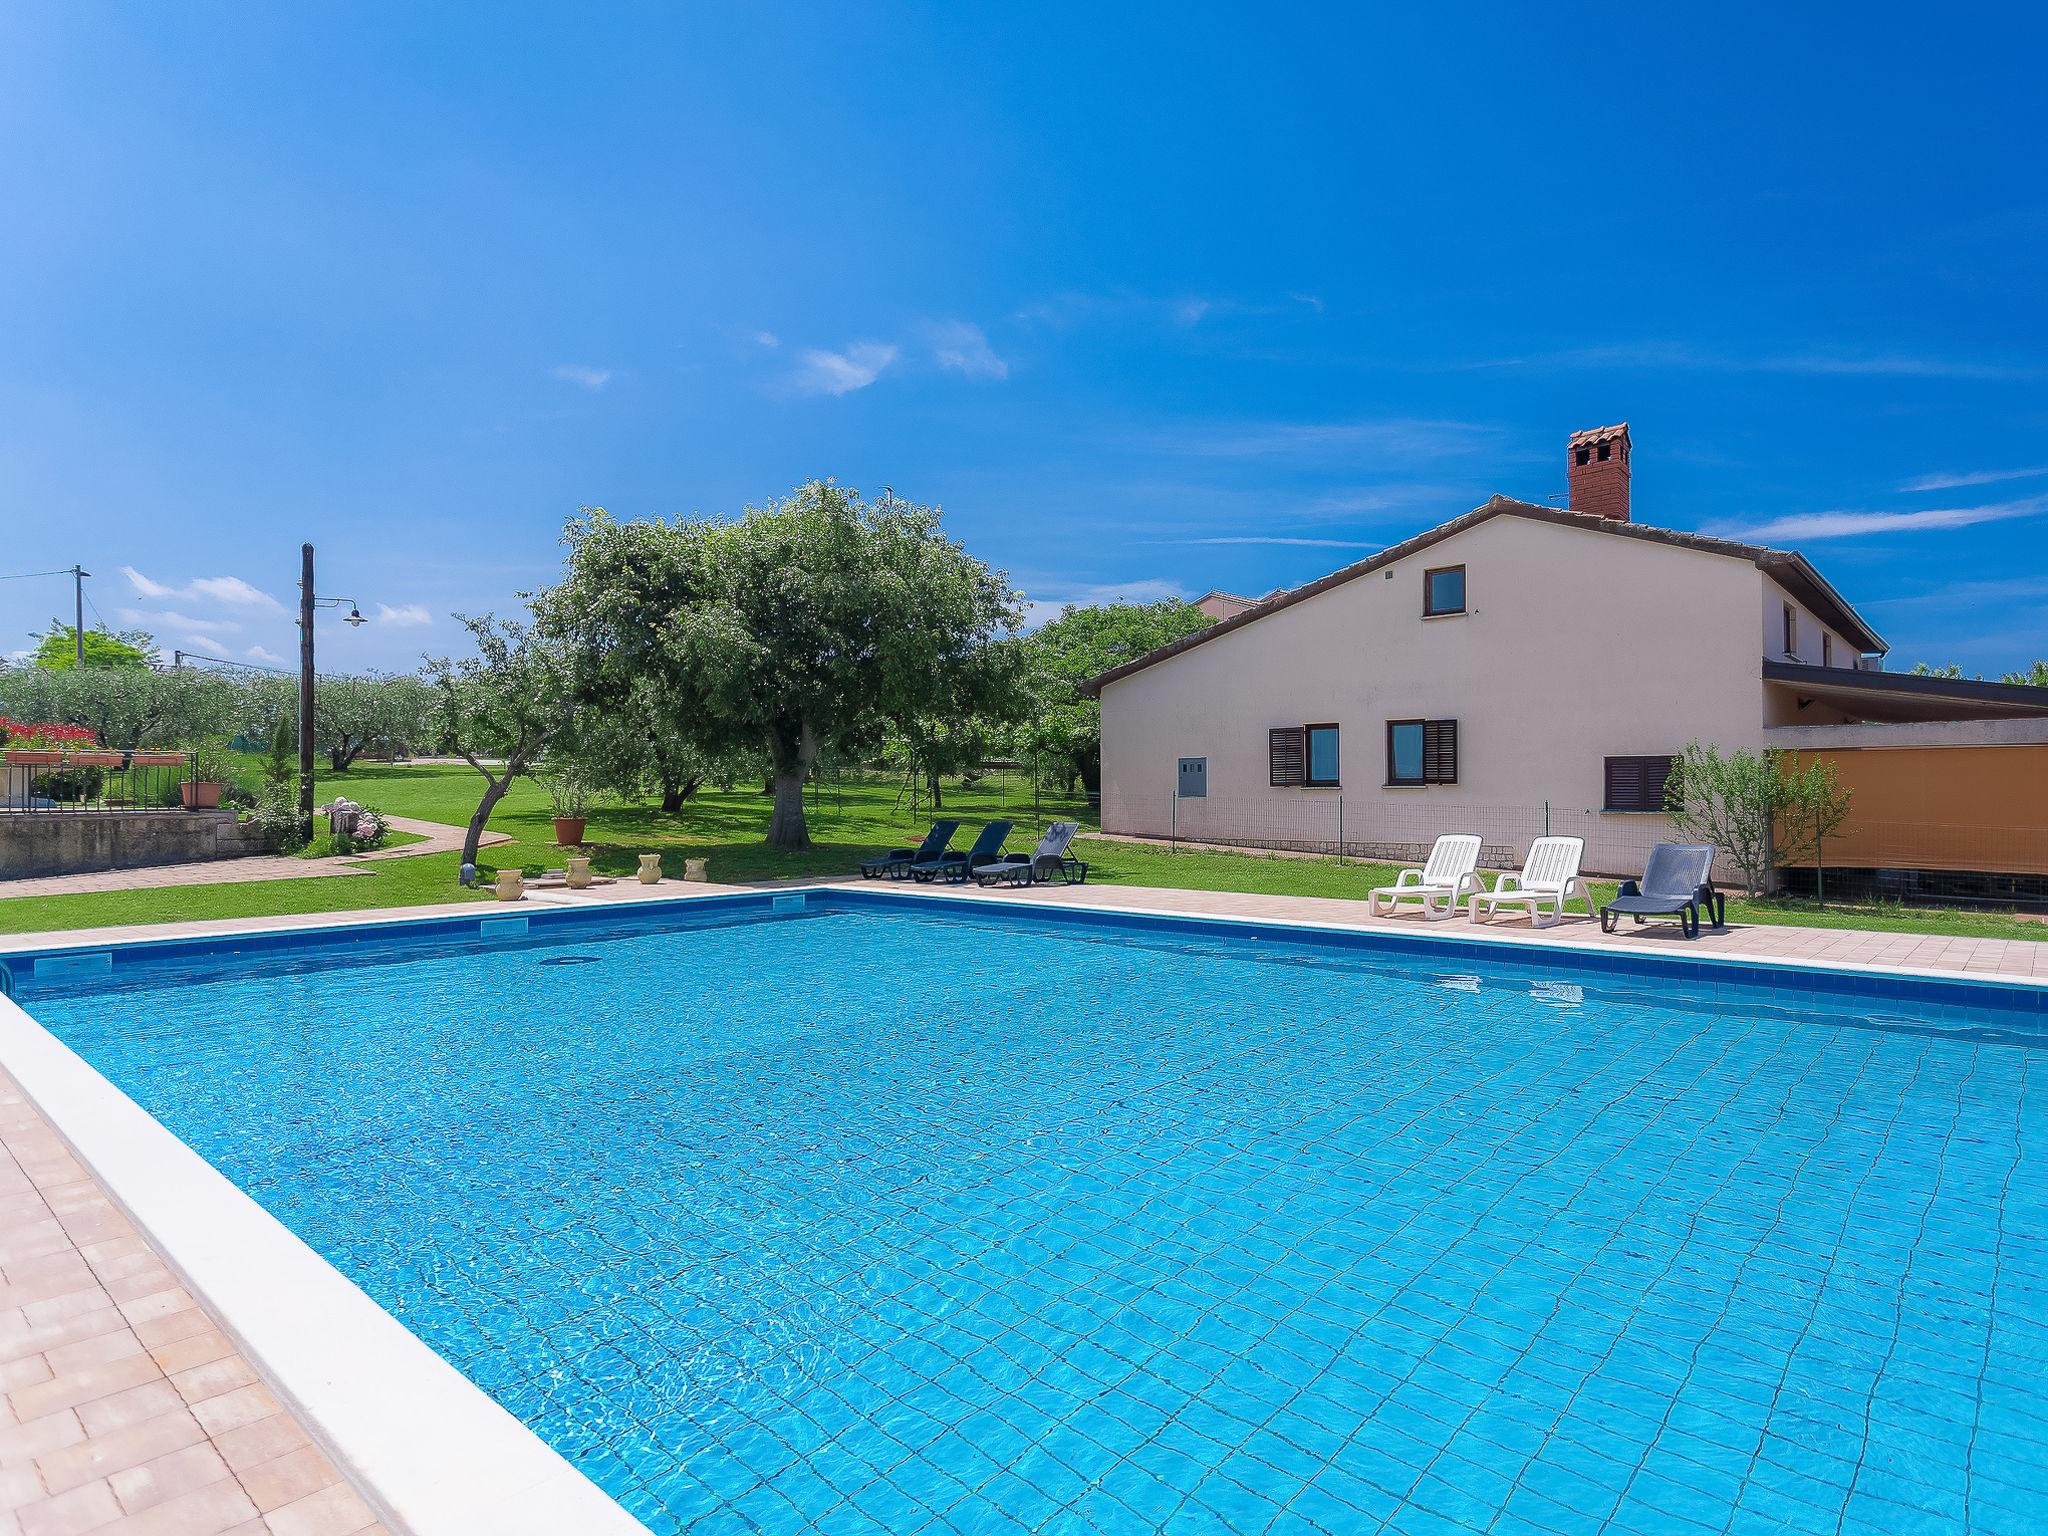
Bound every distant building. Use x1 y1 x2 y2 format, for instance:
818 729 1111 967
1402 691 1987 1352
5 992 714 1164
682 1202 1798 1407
1193 591 1258 622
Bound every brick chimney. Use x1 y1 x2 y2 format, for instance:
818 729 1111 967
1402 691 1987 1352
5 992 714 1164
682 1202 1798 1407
1567 423 1631 522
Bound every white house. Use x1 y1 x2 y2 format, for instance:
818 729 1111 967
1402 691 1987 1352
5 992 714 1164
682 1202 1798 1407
1085 425 2048 883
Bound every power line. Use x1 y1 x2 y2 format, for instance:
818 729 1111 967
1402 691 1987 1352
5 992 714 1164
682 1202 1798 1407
170 649 295 676
0 569 75 582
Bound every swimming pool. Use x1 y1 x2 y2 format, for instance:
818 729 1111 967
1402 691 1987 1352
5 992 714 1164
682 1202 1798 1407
11 891 2048 1534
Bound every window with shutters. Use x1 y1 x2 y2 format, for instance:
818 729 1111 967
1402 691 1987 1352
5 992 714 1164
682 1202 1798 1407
1604 754 1675 813
1268 726 1306 787
1386 719 1457 785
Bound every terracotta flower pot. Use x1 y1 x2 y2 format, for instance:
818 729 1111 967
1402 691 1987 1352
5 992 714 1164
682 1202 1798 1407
68 752 125 768
180 780 223 809
4 750 61 766
129 752 185 767
553 816 586 846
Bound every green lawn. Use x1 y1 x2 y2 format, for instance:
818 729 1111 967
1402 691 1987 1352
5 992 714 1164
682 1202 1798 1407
2 761 2042 943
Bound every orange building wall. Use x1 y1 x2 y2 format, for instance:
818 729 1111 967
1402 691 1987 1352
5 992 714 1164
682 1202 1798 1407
1784 745 2048 875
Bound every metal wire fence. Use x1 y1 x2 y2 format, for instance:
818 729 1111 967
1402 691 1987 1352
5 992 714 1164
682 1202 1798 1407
1137 795 2048 908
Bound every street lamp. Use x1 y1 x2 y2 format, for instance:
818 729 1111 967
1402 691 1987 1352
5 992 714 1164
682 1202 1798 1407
295 542 368 834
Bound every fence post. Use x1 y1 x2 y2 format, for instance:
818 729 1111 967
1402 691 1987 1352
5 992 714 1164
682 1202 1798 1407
1170 793 1177 854
1337 795 1345 863
1544 801 1550 839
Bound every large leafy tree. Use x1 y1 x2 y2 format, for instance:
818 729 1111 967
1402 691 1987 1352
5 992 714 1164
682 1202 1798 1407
425 614 574 867
34 624 156 670
539 484 1021 849
1018 599 1213 797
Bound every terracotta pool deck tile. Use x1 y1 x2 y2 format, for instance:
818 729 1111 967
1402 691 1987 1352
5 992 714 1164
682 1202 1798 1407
74 1380 185 1438
146 1332 235 1380
35 1407 208 1494
167 1358 256 1409
206 1415 307 1478
0 1407 85 1464
259 1479 379 1536
0 1078 382 1536
16 1475 121 1535
234 1442 339 1513
185 1384 280 1440
98 1475 259 1534
106 1440 235 1513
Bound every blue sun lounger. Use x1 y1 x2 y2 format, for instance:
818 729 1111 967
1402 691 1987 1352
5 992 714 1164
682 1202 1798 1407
1600 843 1726 939
912 820 1012 884
973 821 1088 887
859 820 958 880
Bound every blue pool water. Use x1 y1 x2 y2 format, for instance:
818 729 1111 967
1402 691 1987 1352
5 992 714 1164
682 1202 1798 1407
16 896 2048 1534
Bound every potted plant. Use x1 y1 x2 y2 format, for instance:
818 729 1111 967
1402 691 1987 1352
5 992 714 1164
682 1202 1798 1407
542 764 593 846
181 738 233 810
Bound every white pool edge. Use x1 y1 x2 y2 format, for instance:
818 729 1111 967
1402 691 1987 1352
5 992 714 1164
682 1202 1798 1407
0 989 652 1536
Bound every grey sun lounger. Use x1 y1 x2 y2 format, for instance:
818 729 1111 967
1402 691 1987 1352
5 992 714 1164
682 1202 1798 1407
860 819 959 880
972 821 1089 887
1600 843 1726 939
912 820 1012 884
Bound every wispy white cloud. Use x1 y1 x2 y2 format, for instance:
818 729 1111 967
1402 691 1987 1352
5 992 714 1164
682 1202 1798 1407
374 603 433 628
551 364 613 391
1455 340 2042 381
1899 465 2048 492
1136 417 1494 462
120 607 241 634
178 633 232 655
1176 536 1376 549
1172 298 1212 328
1863 575 2048 609
790 342 898 396
1015 577 1188 631
244 645 286 664
1289 293 1325 313
121 567 283 611
1724 494 2048 542
927 321 1008 381
752 331 781 349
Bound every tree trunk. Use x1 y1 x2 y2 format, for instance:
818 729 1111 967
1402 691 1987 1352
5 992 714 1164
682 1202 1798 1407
767 772 809 849
764 723 818 850
463 773 512 867
660 782 684 814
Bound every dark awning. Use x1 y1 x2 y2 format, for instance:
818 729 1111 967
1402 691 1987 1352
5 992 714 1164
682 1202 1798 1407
1763 659 2048 723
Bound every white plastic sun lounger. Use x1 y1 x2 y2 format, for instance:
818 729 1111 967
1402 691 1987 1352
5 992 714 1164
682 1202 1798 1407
1469 835 1593 929
1366 833 1484 920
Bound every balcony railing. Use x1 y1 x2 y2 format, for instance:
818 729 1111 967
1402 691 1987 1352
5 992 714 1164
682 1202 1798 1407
0 749 199 813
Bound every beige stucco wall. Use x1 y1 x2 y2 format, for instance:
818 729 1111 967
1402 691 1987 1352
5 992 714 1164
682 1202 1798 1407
1099 515 1774 876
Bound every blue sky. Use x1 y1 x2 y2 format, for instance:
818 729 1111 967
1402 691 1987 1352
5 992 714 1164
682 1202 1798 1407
2 4 2044 675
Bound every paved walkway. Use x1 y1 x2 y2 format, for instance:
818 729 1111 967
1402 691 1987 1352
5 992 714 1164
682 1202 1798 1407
0 1071 385 1535
0 818 512 904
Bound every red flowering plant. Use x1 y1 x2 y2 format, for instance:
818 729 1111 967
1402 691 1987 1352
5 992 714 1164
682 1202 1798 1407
0 717 99 749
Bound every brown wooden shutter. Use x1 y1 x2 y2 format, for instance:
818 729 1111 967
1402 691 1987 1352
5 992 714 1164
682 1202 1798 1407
1604 756 1642 811
1422 719 1458 784
1604 754 1674 812
1268 726 1305 786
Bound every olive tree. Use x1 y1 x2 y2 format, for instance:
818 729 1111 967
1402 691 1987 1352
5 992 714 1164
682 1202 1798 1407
1776 755 1855 905
538 484 1022 850
425 614 573 867
1663 740 1789 898
1017 599 1212 798
0 663 250 748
